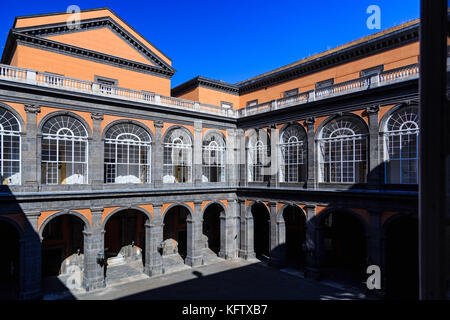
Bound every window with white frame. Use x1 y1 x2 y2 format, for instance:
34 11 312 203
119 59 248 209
247 132 270 182
318 117 367 183
104 123 151 184
41 115 88 185
280 125 306 183
202 132 225 183
163 128 192 183
0 108 21 185
382 106 419 184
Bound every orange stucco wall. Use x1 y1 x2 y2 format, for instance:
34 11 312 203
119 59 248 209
46 28 153 65
11 45 171 95
238 42 419 108
176 87 240 109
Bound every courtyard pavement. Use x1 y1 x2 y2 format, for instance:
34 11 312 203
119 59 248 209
66 259 368 300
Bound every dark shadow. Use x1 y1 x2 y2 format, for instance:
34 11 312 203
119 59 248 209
283 205 306 269
116 261 364 300
202 203 221 255
251 203 270 260
384 215 419 300
164 206 188 260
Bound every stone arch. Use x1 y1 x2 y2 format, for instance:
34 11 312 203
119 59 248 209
161 125 193 144
276 203 307 223
101 206 152 230
379 102 419 132
161 202 194 221
202 129 226 145
201 201 228 218
314 112 369 140
0 102 25 133
39 210 91 238
38 110 93 138
101 119 154 142
314 207 369 234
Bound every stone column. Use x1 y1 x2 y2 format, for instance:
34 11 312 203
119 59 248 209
144 204 163 276
22 105 40 189
218 200 238 260
226 129 238 186
20 212 42 300
194 121 203 186
269 125 279 187
185 202 203 267
153 120 164 186
367 106 381 189
239 200 255 259
305 117 316 189
236 129 246 186
304 205 322 280
83 207 105 291
268 202 281 267
89 113 104 187
367 209 384 298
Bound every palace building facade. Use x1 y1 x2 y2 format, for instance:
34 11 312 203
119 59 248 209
0 8 424 299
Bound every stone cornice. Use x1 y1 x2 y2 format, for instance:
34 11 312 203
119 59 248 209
172 76 239 97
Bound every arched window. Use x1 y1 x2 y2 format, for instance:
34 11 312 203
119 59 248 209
318 117 368 183
0 108 21 185
382 106 419 184
104 123 151 184
41 115 88 184
202 132 225 183
280 125 306 183
247 131 270 182
163 128 192 183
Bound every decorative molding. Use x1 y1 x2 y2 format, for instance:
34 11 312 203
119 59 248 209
24 104 40 114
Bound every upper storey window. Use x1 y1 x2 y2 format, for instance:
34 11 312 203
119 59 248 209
279 125 306 183
104 123 151 184
202 132 226 183
0 108 20 185
318 117 368 183
163 128 192 183
315 78 334 90
284 89 299 97
247 100 258 108
382 105 419 184
247 131 270 183
41 115 88 185
360 65 384 77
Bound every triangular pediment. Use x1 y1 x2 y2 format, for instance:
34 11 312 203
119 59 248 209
44 27 155 66
5 15 175 77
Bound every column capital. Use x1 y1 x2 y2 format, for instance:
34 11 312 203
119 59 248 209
366 105 380 114
24 104 41 114
305 117 315 126
154 120 164 128
91 112 104 121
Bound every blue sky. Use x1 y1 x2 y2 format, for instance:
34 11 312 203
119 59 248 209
1 0 420 87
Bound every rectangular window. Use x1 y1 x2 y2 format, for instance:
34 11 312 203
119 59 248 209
284 88 299 97
246 100 258 108
360 65 384 77
221 101 233 109
315 78 334 89
94 75 118 86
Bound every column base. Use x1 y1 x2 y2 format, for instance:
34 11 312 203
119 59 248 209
238 250 255 260
144 264 163 277
304 266 321 280
84 277 106 292
218 250 238 260
185 255 203 267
